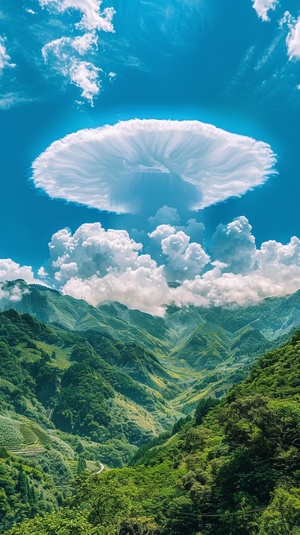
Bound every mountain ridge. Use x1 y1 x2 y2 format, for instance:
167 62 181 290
5 324 300 534
2 280 300 401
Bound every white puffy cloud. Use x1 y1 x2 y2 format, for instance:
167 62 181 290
170 268 279 309
0 37 15 74
44 222 170 314
48 222 148 282
42 34 101 103
161 231 210 281
251 0 278 22
0 282 31 304
286 16 300 60
32 119 276 214
149 224 177 244
148 218 300 310
211 216 256 274
45 221 208 313
38 0 115 32
148 206 181 228
62 266 170 316
149 225 209 281
148 208 205 244
171 230 300 309
181 219 205 244
256 236 300 282
0 259 37 284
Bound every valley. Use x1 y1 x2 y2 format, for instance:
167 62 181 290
1 281 300 533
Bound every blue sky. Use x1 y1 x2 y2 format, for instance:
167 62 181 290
1 0 300 314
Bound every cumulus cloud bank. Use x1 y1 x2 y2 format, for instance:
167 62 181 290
251 0 278 21
44 222 170 315
2 217 300 315
32 119 276 213
33 217 300 314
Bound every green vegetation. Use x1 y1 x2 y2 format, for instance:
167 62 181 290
0 308 179 447
2 286 300 532
0 447 61 532
4 326 300 534
3 280 299 404
0 308 182 531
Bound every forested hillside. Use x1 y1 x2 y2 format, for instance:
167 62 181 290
2 327 300 533
0 308 184 532
2 280 300 409
1 286 300 533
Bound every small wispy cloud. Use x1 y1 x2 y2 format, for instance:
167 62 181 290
0 92 41 110
38 1 116 103
42 33 101 103
286 16 300 60
0 36 15 75
251 0 278 22
38 0 116 32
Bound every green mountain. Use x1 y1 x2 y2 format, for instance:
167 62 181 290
2 283 300 532
0 306 188 531
0 308 181 451
3 280 300 407
5 327 300 535
4 281 300 353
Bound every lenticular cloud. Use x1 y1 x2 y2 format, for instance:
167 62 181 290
32 119 276 213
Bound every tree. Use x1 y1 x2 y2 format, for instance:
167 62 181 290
77 457 87 475
259 487 300 534
194 398 219 427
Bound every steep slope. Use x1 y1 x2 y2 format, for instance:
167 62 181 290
6 328 300 535
4 281 300 354
0 281 168 354
84 330 180 396
2 280 300 411
0 309 181 464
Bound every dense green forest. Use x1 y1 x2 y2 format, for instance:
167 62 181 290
1 286 300 533
0 308 183 532
2 317 300 532
2 279 298 409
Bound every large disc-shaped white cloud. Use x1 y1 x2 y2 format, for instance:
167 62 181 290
32 119 276 214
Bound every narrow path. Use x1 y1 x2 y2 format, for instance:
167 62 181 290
96 462 104 474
